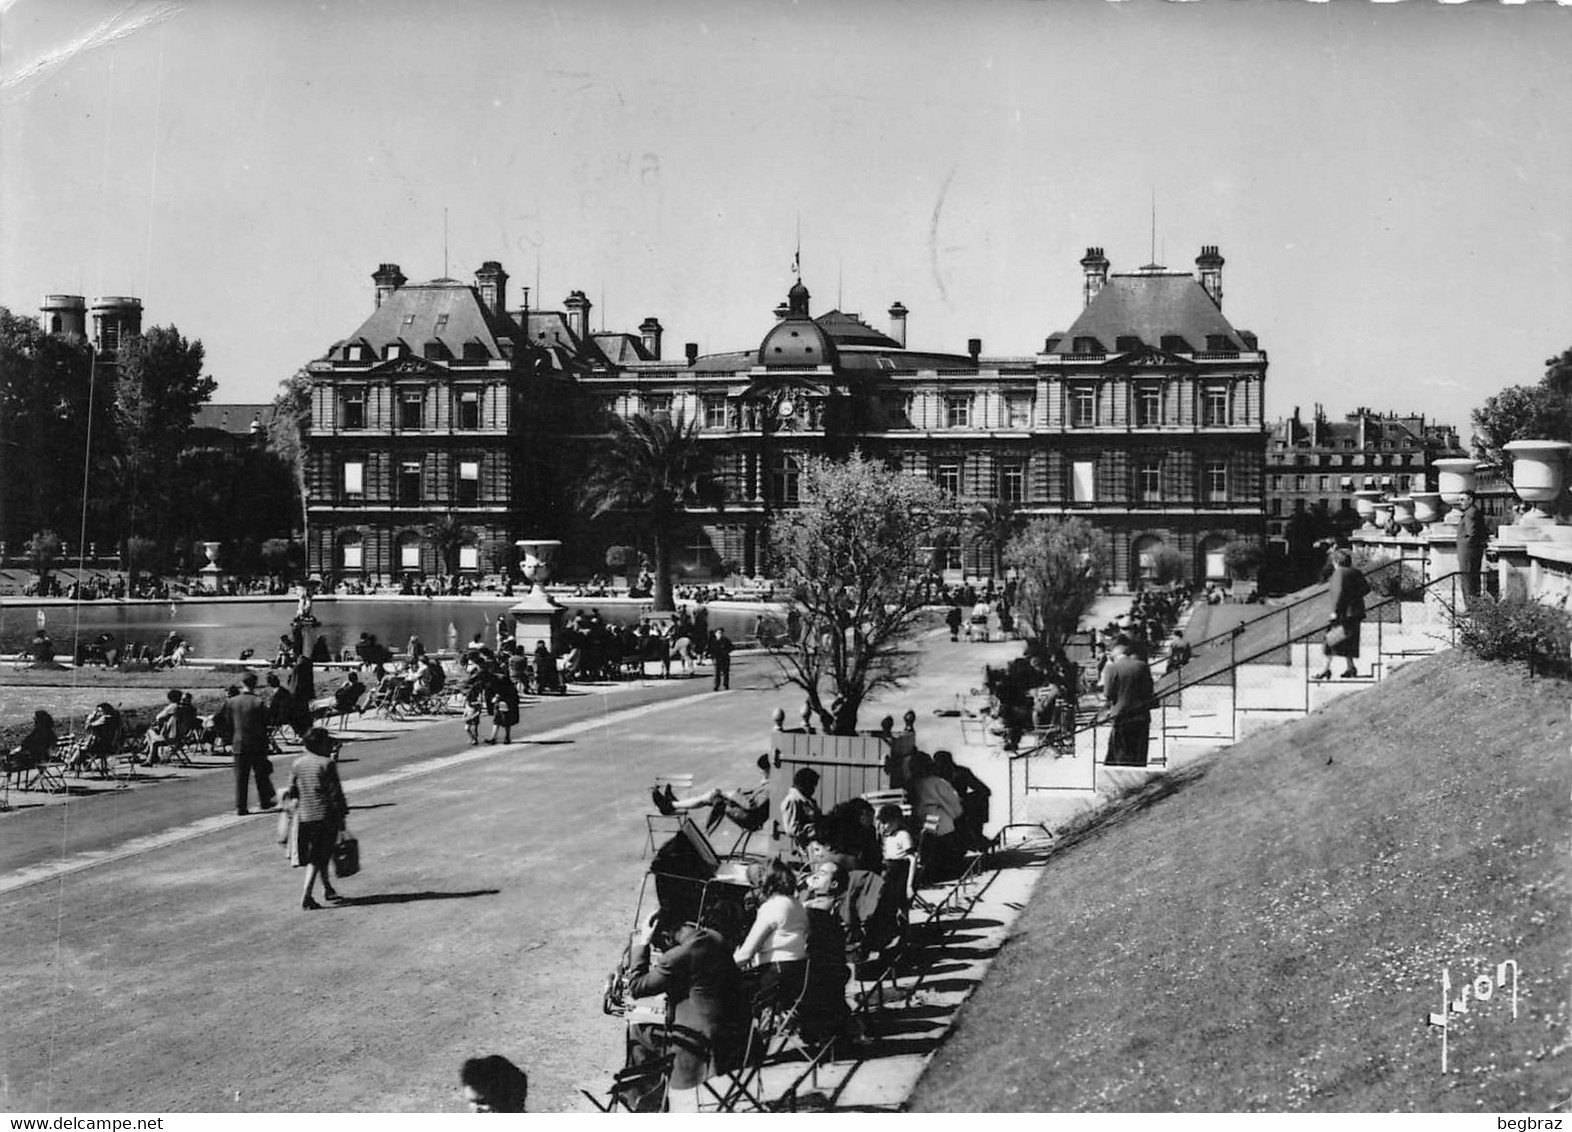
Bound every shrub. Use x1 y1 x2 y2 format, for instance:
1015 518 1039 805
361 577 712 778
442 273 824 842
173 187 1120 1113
1222 538 1264 581
1351 550 1424 601
1455 595 1572 676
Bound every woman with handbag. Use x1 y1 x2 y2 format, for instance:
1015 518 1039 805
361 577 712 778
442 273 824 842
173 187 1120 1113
1314 549 1369 680
282 727 350 910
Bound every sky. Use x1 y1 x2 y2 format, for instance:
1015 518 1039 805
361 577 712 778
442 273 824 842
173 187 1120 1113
2 0 1570 435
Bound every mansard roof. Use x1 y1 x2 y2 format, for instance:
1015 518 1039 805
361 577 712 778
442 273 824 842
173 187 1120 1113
324 280 514 362
1058 272 1249 353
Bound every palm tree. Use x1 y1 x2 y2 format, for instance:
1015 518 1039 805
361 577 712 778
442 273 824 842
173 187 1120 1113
583 411 723 611
966 499 1021 580
424 511 476 578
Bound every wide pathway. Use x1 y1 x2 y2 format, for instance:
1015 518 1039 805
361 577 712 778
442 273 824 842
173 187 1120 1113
0 632 1027 1113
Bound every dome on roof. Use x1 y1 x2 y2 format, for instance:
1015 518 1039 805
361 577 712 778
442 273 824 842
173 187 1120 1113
759 319 836 367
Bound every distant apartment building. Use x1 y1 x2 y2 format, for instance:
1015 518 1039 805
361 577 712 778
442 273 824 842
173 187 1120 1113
1264 405 1466 544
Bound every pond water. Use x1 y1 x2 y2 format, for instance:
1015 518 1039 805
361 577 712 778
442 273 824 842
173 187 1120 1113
0 596 776 662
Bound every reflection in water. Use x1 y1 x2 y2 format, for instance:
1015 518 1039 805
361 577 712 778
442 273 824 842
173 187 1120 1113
0 597 774 661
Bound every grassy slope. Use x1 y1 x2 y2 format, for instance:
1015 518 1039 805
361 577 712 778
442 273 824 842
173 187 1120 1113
910 653 1571 1112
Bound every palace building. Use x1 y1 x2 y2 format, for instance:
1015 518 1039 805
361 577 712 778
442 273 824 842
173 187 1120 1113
304 246 1268 589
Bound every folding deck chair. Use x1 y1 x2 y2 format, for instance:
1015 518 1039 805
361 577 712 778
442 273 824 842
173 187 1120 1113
643 773 694 857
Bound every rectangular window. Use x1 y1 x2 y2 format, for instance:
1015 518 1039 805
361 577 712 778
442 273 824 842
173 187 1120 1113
944 396 971 429
1136 386 1162 427
400 541 421 569
1270 475 1281 492
937 462 962 496
1295 475 1307 491
1072 459 1096 503
1005 394 1033 429
944 546 963 572
1070 386 1096 427
772 455 800 504
643 394 673 418
457 390 480 430
1206 461 1228 502
702 396 727 429
458 460 480 506
342 542 363 570
343 460 364 497
1202 386 1229 426
399 461 422 505
1270 497 1282 516
1001 464 1025 504
341 392 365 430
399 393 423 430
1138 461 1162 501
458 545 479 571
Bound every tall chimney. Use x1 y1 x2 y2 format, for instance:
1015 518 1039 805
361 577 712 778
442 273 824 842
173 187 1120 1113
887 301 908 348
474 261 508 319
1195 245 1225 308
685 342 699 366
372 263 406 310
1080 247 1110 308
967 337 982 362
638 317 664 360
564 290 592 341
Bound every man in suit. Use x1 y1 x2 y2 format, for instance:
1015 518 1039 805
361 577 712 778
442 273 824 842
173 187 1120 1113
219 671 275 815
1101 635 1155 767
1455 490 1488 606
710 627 734 691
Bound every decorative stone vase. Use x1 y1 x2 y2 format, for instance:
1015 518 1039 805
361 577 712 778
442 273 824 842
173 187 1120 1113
1391 496 1416 527
1354 490 1383 529
515 539 562 596
1433 457 1477 524
510 538 565 654
1411 491 1444 525
200 541 222 592
1504 440 1572 526
1372 501 1394 529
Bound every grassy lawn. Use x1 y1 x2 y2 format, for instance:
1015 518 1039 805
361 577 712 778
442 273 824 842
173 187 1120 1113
910 652 1570 1112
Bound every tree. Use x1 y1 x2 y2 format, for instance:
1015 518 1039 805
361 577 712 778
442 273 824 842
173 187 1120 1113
1148 544 1187 587
964 499 1021 580
424 511 476 577
112 326 216 548
769 452 948 735
1222 538 1265 581
261 537 293 584
25 529 63 587
1004 517 1110 678
582 411 723 611
124 535 161 587
1472 347 1572 466
268 368 312 538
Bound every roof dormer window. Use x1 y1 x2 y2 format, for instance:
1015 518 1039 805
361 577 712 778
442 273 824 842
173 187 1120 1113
423 339 447 361
346 343 366 362
385 342 403 360
1116 335 1143 353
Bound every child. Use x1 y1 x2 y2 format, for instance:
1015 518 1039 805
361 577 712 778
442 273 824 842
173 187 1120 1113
463 689 482 745
876 803 913 862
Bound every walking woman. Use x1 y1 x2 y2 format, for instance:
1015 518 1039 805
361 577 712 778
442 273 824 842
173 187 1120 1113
282 728 349 910
1314 548 1369 680
486 666 519 744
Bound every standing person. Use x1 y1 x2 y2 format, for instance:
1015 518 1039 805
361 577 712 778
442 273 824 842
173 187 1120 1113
217 671 276 815
486 666 519 744
1165 630 1192 676
1314 549 1369 680
282 728 348 910
1100 635 1155 767
710 627 734 692
945 604 963 642
1455 490 1488 606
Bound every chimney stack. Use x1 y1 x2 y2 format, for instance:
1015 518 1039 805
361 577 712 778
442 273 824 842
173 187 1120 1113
638 317 664 360
564 290 592 341
887 301 908 348
967 337 982 362
372 263 407 310
474 261 508 319
1080 247 1110 308
1195 245 1225 309
684 342 699 366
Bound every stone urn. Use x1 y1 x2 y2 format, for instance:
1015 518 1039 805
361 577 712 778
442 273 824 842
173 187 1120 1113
1504 440 1572 526
200 540 222 592
1372 500 1394 529
509 538 565 654
1433 457 1477 524
1354 490 1383 529
1391 496 1417 528
1411 491 1444 525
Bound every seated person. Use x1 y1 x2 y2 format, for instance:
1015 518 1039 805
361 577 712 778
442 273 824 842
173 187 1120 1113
5 710 58 771
733 859 810 1017
459 1055 528 1114
779 768 822 851
143 689 186 765
651 753 772 835
796 861 853 1044
623 909 745 1110
906 752 966 878
932 749 992 852
72 702 122 770
333 671 365 715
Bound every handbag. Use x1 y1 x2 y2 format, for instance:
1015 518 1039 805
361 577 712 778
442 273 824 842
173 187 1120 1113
333 827 361 878
1325 623 1349 649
